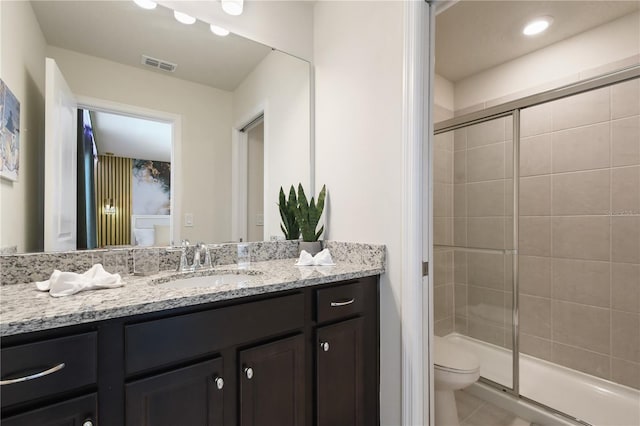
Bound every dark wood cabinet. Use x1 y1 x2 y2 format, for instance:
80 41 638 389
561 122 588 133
2 393 97 426
1 276 379 426
126 357 224 426
316 317 365 426
239 335 305 426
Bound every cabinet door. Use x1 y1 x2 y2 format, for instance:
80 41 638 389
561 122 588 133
317 317 365 426
2 393 97 426
126 358 224 426
239 335 304 426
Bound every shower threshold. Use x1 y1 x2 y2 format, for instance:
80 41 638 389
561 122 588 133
444 333 640 426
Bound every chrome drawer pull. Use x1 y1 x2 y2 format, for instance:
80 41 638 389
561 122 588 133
330 299 354 307
0 362 66 385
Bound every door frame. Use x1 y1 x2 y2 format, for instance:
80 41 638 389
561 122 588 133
75 95 182 245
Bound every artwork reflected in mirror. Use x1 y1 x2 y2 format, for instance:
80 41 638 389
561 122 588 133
0 79 20 182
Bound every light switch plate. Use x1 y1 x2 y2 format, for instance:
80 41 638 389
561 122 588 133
256 214 264 226
185 213 194 227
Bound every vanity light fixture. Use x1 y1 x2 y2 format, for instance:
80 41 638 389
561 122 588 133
174 10 196 25
221 0 243 16
523 16 553 36
133 0 157 10
210 24 230 36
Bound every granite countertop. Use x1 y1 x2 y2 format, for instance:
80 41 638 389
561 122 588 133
0 258 384 337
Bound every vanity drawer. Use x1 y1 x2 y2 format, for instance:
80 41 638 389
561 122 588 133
316 281 364 323
125 293 305 376
0 332 97 408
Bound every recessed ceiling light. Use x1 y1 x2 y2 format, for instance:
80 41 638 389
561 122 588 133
133 0 157 10
523 16 553 36
174 10 196 25
221 0 243 16
210 25 230 37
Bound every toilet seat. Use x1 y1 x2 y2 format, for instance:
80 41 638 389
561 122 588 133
434 336 480 374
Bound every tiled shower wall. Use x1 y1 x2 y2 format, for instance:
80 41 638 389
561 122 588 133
517 79 640 390
436 78 640 391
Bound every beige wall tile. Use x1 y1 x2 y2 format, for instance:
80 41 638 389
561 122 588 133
612 166 640 215
434 250 448 286
435 131 453 151
552 216 610 261
521 102 552 138
612 311 640 363
551 86 610 131
520 176 550 216
454 184 466 218
467 251 505 290
468 217 505 249
435 148 453 183
454 128 466 151
611 358 640 390
454 151 466 184
467 181 505 217
504 180 514 217
552 301 610 354
468 320 505 347
455 315 468 335
612 79 640 120
552 123 610 173
453 218 467 247
552 258 610 308
519 255 551 298
467 143 505 182
468 286 506 328
434 284 451 321
466 118 505 149
520 333 552 361
435 317 454 337
505 140 513 179
520 134 551 177
552 342 610 380
612 216 640 264
454 250 467 284
612 116 640 167
520 295 551 338
455 284 468 318
434 183 451 218
519 217 551 257
552 170 610 216
434 217 453 246
612 263 640 313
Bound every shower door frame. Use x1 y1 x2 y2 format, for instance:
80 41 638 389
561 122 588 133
434 64 640 418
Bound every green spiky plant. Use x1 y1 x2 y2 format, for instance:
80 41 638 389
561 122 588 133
278 185 300 240
294 184 326 242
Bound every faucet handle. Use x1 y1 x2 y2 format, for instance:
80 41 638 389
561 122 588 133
201 244 213 269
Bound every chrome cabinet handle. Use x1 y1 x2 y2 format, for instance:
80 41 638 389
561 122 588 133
320 342 330 352
330 298 354 307
0 362 65 385
244 367 254 380
82 420 93 426
214 376 224 390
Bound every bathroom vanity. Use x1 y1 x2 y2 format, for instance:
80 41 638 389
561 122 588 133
0 245 383 426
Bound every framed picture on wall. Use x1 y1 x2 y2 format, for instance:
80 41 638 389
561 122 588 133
0 79 20 182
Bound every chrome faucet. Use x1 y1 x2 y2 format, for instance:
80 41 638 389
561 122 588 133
178 240 191 272
173 240 214 272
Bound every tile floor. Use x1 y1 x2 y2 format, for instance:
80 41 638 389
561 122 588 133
455 390 531 426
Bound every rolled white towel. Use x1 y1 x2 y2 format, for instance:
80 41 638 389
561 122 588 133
295 248 336 266
36 264 123 297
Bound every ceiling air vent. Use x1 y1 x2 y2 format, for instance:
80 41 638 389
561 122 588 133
141 55 177 73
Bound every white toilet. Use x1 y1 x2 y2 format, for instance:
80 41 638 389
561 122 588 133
434 336 481 426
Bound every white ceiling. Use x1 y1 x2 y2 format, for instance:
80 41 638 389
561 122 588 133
435 0 640 82
91 111 172 162
30 0 272 91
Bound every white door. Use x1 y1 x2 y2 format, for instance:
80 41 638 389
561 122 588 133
44 57 77 252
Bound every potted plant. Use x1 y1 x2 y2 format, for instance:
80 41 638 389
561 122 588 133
294 184 326 255
278 185 300 240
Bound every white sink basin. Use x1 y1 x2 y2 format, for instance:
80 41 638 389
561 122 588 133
157 273 255 289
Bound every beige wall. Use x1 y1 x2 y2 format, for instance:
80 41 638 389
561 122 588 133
0 0 46 252
454 11 640 112
233 50 311 240
314 1 404 423
247 122 264 242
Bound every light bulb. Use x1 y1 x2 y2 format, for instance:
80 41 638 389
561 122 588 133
133 0 157 10
523 17 553 36
174 10 196 25
221 0 243 16
210 25 230 37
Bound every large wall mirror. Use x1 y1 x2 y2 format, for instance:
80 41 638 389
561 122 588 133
0 0 312 254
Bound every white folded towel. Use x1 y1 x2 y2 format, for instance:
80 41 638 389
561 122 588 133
295 248 336 266
36 264 123 297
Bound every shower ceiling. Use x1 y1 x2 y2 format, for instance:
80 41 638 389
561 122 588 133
435 0 640 82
